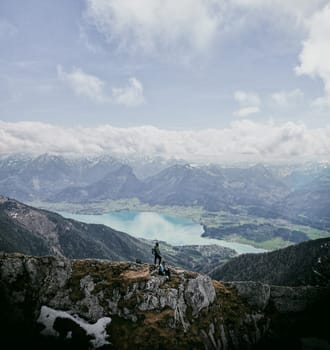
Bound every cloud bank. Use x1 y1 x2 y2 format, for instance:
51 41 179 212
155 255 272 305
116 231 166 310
0 120 329 163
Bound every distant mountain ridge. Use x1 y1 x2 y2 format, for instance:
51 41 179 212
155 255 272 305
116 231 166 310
51 164 143 202
210 236 330 287
0 153 329 230
277 169 330 230
0 153 123 201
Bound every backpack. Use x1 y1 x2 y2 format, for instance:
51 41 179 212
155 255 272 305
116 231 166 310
159 263 165 275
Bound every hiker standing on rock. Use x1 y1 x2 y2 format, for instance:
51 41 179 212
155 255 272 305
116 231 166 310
152 242 162 265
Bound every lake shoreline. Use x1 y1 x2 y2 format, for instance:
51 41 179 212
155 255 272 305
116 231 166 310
28 199 329 251
57 209 267 255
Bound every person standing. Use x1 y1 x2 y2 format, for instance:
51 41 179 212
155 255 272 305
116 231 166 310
152 242 162 265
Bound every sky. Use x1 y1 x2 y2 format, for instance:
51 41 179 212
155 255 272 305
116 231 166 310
1 0 330 162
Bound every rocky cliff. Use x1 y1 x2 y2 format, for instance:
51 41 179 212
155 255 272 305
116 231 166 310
1 253 329 349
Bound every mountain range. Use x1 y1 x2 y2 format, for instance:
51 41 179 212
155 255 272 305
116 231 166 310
0 153 329 232
210 236 330 287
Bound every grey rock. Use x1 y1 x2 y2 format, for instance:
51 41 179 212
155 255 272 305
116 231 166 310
1 252 328 350
270 285 329 313
225 281 270 311
185 275 216 316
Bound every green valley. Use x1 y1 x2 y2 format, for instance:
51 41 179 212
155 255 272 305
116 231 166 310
28 198 330 250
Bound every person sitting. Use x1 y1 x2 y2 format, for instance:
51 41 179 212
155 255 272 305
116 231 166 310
158 259 171 279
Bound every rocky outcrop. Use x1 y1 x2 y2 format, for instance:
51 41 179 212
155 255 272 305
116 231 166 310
0 252 329 349
225 282 330 350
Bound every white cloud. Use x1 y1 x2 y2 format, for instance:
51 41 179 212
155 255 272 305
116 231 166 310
233 90 260 117
233 106 260 118
271 89 304 107
112 77 145 107
231 0 327 21
84 0 329 59
296 4 330 107
234 91 260 106
57 65 107 103
1 120 329 163
57 65 144 107
85 0 221 55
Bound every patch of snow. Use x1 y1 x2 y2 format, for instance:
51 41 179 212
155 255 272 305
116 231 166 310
37 305 111 348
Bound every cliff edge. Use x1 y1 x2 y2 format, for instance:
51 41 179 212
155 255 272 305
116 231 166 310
0 253 329 349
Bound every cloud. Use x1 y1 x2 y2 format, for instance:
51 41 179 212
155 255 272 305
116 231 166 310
233 106 260 118
271 89 304 107
112 77 145 107
57 65 144 107
85 0 221 55
84 0 328 59
295 4 330 107
234 91 260 106
233 91 260 117
1 120 329 163
231 0 328 21
78 24 105 54
57 65 107 103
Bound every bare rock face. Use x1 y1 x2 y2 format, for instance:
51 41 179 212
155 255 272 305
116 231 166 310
0 252 329 349
185 275 216 316
224 281 271 311
269 285 330 314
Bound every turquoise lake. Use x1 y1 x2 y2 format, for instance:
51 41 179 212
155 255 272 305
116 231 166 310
58 210 266 255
